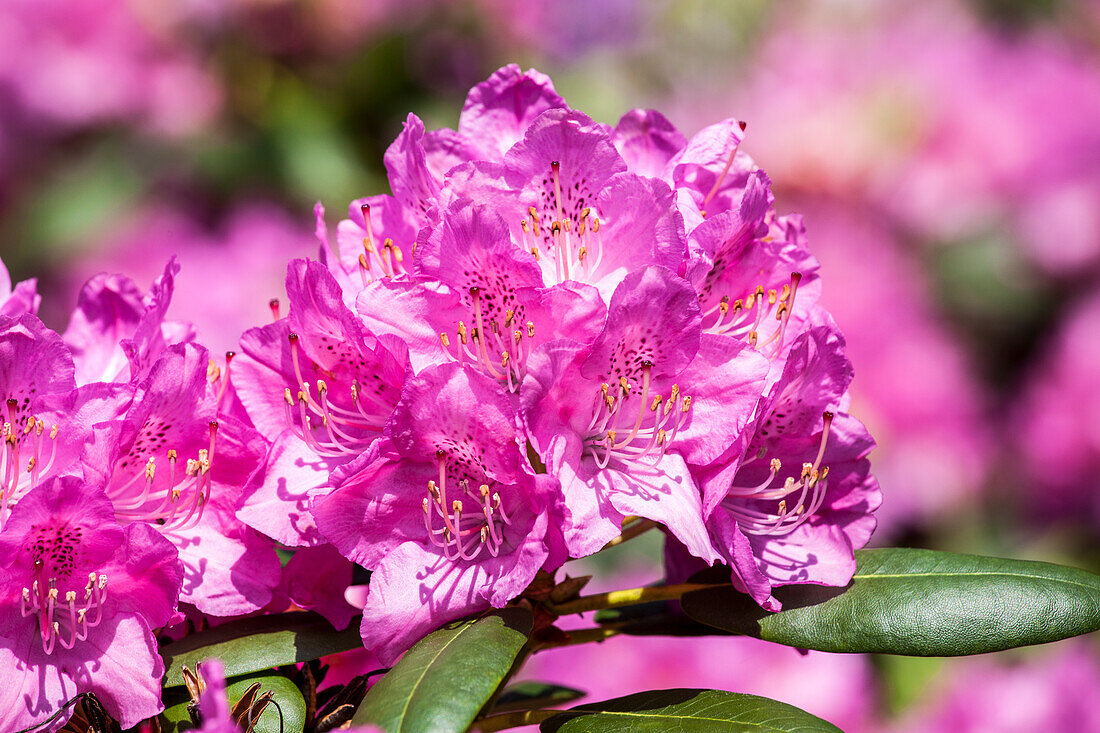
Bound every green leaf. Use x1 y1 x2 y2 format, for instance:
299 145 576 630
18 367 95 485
539 689 841 732
352 607 532 732
492 681 586 714
160 674 307 733
681 548 1100 655
161 612 363 688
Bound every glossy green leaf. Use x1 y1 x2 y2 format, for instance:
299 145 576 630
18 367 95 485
352 607 532 732
492 681 586 714
160 674 307 733
161 612 363 688
681 548 1100 655
539 689 841 732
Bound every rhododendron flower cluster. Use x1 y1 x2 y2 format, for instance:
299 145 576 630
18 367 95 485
0 65 880 729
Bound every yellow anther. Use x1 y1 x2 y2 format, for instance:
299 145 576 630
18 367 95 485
440 333 450 348
770 458 782 472
167 449 178 461
580 207 591 220
768 289 778 305
65 590 76 603
591 218 601 233
657 428 667 445
479 484 491 498
501 352 510 367
530 247 540 261
651 395 662 411
359 253 370 270
578 246 587 261
526 321 535 338
780 284 791 301
422 498 430 514
145 458 156 480
284 388 294 405
504 310 514 327
681 396 693 412
801 462 813 480
514 330 523 345
317 379 328 394
606 430 617 444
670 385 680 401
748 331 759 348
362 237 375 254
619 376 630 394
452 500 463 513
778 500 787 515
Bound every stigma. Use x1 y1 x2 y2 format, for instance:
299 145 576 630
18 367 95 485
355 204 407 286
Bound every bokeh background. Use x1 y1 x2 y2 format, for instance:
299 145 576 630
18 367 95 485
2 0 1099 729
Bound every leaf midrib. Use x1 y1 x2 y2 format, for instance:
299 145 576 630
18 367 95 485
393 620 476 733
564 706 816 730
852 569 1099 593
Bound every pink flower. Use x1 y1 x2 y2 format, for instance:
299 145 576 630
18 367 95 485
523 266 768 559
80 343 281 617
312 363 564 663
0 477 182 730
62 258 193 387
0 258 40 319
681 322 880 609
234 259 409 547
0 314 80 531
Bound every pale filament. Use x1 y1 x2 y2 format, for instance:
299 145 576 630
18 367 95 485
356 204 406 284
703 273 802 356
722 412 834 536
0 413 59 532
281 335 387 457
700 133 743 217
422 454 512 561
437 289 535 394
111 422 219 532
583 365 692 470
524 161 605 286
21 566 108 655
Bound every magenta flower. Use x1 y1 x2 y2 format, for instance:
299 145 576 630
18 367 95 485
0 476 182 730
324 64 566 295
523 266 768 559
683 322 880 608
80 343 280 616
278 544 358 630
356 201 606 386
62 258 194 387
682 170 821 360
312 362 563 663
0 314 80 530
234 259 409 546
0 257 40 318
